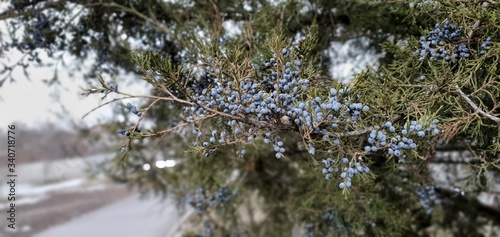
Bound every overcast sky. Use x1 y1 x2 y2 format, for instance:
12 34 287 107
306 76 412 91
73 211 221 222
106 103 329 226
0 46 115 130
0 54 155 130
0 45 156 130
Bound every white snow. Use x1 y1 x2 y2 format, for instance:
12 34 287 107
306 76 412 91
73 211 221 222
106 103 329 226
0 178 91 209
34 193 186 237
0 194 48 209
327 38 384 84
0 178 84 197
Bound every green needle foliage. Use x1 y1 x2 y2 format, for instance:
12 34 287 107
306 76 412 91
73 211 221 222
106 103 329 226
2 0 500 236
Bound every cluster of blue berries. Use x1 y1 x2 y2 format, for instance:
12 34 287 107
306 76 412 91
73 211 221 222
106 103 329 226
192 129 225 157
364 129 389 153
268 133 286 159
207 186 237 208
188 187 237 215
182 52 376 182
194 188 206 215
322 156 370 190
107 83 118 91
321 211 350 235
202 149 216 157
338 158 370 189
117 129 131 136
364 120 439 162
289 88 368 133
103 82 118 95
453 43 470 60
184 50 368 158
308 143 316 156
199 221 215 237
184 50 369 134
188 86 367 161
479 37 492 55
125 102 142 117
454 187 465 196
303 223 314 237
415 21 467 61
321 157 339 180
187 65 215 97
416 185 441 215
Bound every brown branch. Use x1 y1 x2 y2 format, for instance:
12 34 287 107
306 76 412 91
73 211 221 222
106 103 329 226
455 86 500 123
81 92 189 119
131 98 161 133
141 113 218 139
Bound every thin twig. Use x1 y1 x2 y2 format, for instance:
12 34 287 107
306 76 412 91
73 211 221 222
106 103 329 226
82 95 136 119
81 93 189 119
131 98 161 133
140 113 219 138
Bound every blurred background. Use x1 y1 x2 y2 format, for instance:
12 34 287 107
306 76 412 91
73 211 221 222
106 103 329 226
0 61 191 237
0 14 186 235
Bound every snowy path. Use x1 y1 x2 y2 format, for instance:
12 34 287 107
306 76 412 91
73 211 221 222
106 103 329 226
34 193 188 237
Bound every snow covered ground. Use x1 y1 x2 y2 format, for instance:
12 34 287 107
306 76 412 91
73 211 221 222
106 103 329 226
34 193 190 237
0 170 190 237
0 152 190 237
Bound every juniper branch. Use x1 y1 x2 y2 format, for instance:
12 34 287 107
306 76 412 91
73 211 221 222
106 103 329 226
455 86 500 123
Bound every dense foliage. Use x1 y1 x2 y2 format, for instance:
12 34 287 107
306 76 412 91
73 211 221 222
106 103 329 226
2 0 500 236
